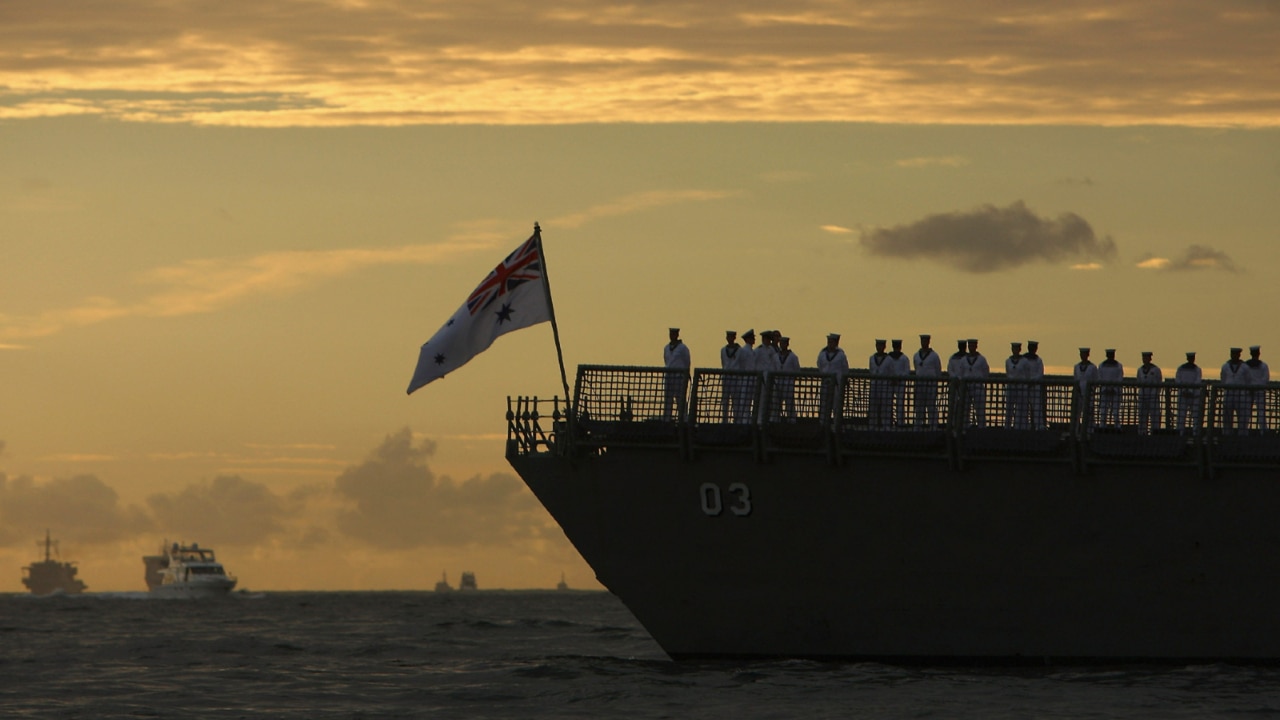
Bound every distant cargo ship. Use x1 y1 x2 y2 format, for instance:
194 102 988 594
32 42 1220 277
21 530 87 596
509 363 1280 662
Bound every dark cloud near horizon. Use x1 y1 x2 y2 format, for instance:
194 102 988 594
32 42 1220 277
0 472 152 547
333 427 544 549
146 475 295 547
1136 245 1240 272
0 429 550 553
858 201 1118 273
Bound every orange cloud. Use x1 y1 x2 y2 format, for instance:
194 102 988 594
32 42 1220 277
0 1 1275 127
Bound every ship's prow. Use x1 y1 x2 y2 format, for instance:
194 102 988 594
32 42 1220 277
508 364 1280 663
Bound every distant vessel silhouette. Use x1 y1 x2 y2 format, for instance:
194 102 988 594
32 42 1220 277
556 572 569 591
434 571 452 592
21 530 87 595
459 571 477 591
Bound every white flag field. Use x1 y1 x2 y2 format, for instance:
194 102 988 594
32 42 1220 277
406 230 551 394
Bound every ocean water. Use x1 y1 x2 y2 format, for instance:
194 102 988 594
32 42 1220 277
2 591 1279 719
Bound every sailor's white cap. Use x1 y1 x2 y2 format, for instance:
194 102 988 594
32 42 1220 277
1186 351 1196 357
1011 341 1022 349
826 332 839 341
1142 350 1153 356
875 338 887 344
726 329 736 336
743 328 755 338
1231 347 1243 353
669 327 680 333
891 338 902 346
1105 348 1116 354
1251 345 1261 352
920 333 931 340
780 336 790 343
1028 340 1039 346
1079 347 1091 353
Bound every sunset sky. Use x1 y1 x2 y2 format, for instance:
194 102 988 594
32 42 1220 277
3 0 1279 591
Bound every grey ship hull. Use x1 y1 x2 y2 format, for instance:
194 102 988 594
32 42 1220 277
22 561 87 596
510 364 1280 661
513 447 1280 662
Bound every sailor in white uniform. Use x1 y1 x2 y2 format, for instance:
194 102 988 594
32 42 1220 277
719 330 742 423
755 330 782 374
913 334 942 429
1024 340 1046 429
1175 351 1202 435
816 333 849 424
768 330 784 364
869 339 892 429
1097 349 1124 429
1221 347 1249 434
1004 342 1027 429
1247 345 1270 432
947 339 968 379
888 339 911 427
777 336 801 419
817 333 849 381
1074 348 1098 428
755 330 782 422
735 329 759 424
965 339 990 428
662 327 691 421
1136 351 1163 434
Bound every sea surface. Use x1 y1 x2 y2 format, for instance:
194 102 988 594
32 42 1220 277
3 590 1280 719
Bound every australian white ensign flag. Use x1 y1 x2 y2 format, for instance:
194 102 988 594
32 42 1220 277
406 230 551 394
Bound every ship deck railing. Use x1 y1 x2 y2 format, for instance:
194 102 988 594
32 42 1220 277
507 365 1280 476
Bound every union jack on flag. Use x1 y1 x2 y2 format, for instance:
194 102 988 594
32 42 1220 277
465 235 542 316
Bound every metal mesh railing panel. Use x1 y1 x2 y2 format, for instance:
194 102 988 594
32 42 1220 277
954 378 1076 431
691 369 761 425
838 373 954 431
1206 383 1276 435
575 365 688 423
761 371 836 424
1082 382 1182 434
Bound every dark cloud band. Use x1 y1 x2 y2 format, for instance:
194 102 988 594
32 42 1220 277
858 201 1118 273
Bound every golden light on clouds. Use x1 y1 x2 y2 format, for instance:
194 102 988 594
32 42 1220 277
1 0 1277 127
548 190 735 229
896 156 971 168
0 242 489 341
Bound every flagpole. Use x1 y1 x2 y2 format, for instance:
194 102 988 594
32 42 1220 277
533 223 573 414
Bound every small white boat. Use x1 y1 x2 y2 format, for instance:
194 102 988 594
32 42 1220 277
144 541 237 598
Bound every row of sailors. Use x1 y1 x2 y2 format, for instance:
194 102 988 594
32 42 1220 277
664 328 1272 434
